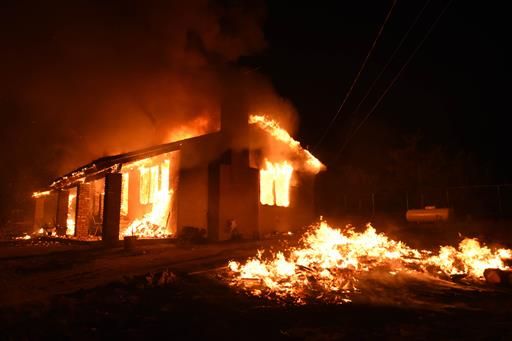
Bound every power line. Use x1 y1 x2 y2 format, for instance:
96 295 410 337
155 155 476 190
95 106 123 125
341 0 432 139
333 0 455 163
313 0 398 151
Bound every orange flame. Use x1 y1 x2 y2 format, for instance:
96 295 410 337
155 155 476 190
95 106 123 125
165 116 212 143
428 238 512 278
259 160 293 207
249 114 324 174
32 190 51 198
66 189 77 236
228 220 512 304
121 159 173 238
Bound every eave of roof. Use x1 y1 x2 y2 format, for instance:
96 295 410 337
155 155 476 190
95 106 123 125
50 131 220 190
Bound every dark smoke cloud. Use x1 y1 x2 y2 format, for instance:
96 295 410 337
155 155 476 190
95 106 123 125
0 0 294 222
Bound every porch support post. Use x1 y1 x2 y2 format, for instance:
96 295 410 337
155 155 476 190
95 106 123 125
102 173 122 245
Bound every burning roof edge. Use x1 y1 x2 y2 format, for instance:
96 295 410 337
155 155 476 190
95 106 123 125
46 131 221 191
32 116 325 197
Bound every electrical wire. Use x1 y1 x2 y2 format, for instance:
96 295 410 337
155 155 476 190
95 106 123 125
333 0 455 162
340 0 432 141
313 0 398 151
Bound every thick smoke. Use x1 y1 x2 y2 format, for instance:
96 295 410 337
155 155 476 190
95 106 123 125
0 0 296 222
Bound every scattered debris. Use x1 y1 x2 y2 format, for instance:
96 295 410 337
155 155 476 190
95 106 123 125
178 226 207 243
123 269 178 289
228 220 512 304
484 268 512 285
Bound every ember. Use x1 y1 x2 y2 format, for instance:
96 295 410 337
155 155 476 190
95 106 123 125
228 220 512 304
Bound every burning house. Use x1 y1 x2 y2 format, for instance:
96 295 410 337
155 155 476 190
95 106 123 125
32 107 324 243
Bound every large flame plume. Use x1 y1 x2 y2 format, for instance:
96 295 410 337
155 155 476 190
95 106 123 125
259 160 293 207
123 189 173 238
121 158 173 238
164 116 216 143
249 114 324 174
66 189 77 236
228 220 512 304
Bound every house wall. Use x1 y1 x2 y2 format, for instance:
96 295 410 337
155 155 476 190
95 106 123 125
258 172 316 237
177 167 209 235
33 197 45 230
258 205 291 236
178 149 315 241
291 173 316 227
33 194 58 230
217 156 259 241
204 150 259 241
39 193 58 228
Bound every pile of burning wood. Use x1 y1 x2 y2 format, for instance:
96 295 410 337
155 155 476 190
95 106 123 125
227 220 512 304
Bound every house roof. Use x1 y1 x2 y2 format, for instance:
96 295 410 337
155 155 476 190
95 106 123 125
39 116 324 193
50 131 220 190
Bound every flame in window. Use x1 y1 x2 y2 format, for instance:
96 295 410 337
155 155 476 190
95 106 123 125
121 173 129 216
123 158 172 238
66 188 77 235
260 160 293 207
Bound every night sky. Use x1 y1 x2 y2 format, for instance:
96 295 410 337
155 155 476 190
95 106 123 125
0 0 509 221
258 1 509 177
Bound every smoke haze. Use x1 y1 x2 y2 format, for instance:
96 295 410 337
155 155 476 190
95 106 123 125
0 0 296 221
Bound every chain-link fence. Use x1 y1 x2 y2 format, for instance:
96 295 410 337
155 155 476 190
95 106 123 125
321 184 512 219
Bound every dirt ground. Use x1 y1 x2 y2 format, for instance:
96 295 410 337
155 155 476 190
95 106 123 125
2 221 512 340
0 238 273 307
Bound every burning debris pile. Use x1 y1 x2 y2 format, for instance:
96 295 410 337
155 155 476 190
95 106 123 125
227 220 512 304
14 234 32 240
122 189 173 239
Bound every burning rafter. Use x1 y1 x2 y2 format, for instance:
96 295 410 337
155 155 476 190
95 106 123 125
32 190 51 198
249 114 325 174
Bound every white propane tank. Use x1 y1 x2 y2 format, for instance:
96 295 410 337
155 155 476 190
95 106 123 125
406 206 452 223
